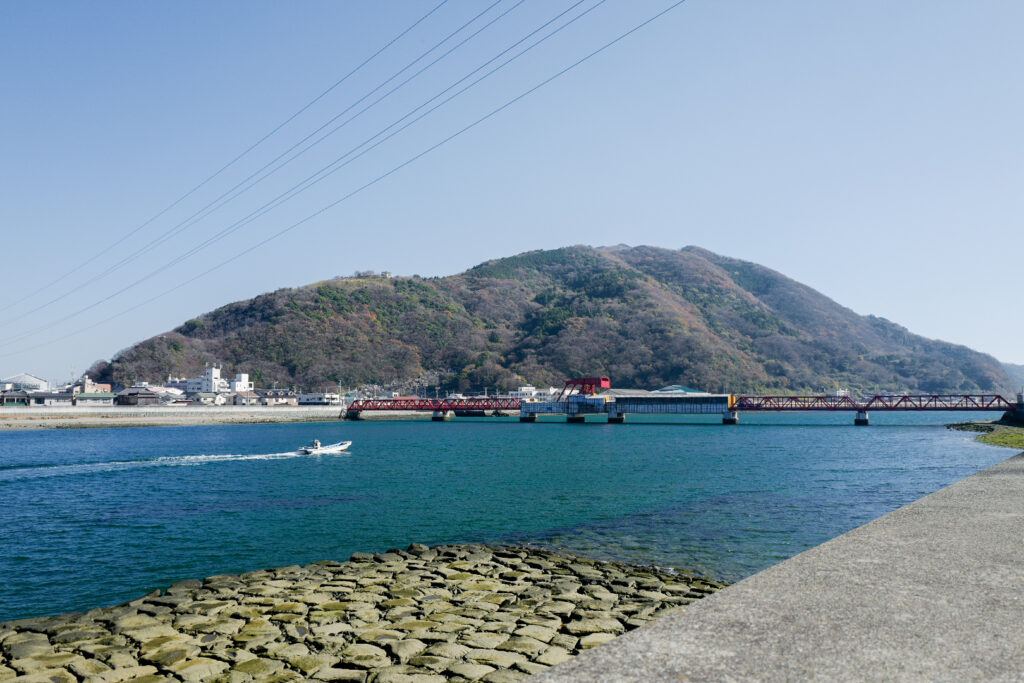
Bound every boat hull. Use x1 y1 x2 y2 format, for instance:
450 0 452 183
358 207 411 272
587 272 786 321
299 441 352 455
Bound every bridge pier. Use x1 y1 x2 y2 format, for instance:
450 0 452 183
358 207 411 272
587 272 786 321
722 411 739 425
519 414 537 423
567 415 586 423
1003 393 1024 425
344 411 362 420
431 410 451 422
854 411 870 426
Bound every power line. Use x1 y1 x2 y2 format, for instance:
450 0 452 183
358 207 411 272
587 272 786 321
117 0 524 267
2 0 691 360
60 0 515 299
0 0 609 349
0 0 451 317
0 0 595 347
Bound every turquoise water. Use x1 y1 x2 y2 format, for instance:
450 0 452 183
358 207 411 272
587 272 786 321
0 412 1011 621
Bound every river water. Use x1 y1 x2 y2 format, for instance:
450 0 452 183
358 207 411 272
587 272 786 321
0 412 1009 621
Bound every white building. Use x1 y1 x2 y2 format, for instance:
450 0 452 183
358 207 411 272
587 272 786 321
30 393 74 407
298 392 342 405
172 367 253 395
508 385 560 399
182 367 228 394
1 373 50 392
148 386 185 402
166 376 190 391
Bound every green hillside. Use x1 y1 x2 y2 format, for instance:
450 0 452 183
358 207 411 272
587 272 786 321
89 246 1014 394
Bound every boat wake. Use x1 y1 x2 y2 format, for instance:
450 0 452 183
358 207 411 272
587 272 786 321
0 450 342 483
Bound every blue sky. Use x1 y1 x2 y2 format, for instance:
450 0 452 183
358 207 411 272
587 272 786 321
1 0 1022 383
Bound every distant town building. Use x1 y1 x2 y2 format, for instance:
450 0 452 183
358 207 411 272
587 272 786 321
72 375 111 395
1 390 30 406
147 386 185 402
1 373 50 392
231 391 260 406
258 390 298 406
30 392 74 407
75 392 116 406
297 392 342 405
116 386 161 406
192 367 228 394
194 392 227 406
166 376 190 392
508 386 560 399
171 366 254 395
229 373 254 393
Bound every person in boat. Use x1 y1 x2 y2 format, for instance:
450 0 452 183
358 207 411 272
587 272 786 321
313 439 320 449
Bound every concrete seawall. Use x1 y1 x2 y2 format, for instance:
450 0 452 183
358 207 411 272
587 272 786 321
537 451 1024 681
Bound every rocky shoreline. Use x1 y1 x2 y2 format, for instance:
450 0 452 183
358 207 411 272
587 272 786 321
0 544 724 682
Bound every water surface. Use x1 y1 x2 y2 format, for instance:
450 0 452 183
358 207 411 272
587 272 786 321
0 412 1009 621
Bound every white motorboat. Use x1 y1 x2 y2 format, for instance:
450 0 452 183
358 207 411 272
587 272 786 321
298 440 352 455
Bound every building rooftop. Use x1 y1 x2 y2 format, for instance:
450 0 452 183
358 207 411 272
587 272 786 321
1 372 47 384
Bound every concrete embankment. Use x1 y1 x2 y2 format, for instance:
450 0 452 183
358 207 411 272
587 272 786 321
0 407 343 430
538 452 1024 681
0 545 723 682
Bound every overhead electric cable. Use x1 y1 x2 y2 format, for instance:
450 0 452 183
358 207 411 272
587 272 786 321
120 0 525 263
153 0 607 267
3 0 506 329
1 0 690 360
0 0 595 346
66 0 514 291
0 0 451 316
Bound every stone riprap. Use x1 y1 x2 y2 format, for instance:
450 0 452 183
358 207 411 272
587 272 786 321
0 544 724 682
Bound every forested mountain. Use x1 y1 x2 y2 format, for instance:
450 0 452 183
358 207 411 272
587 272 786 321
1003 363 1024 391
89 246 1015 394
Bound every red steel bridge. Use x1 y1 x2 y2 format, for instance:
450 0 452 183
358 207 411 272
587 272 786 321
726 393 1019 425
345 378 610 420
345 396 521 419
344 379 1022 426
731 394 1016 412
